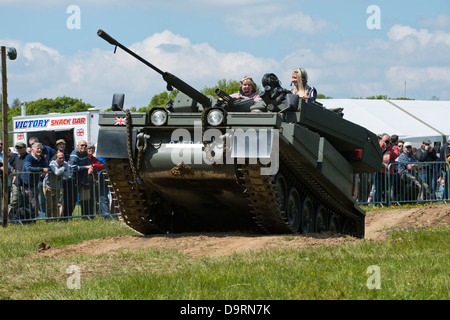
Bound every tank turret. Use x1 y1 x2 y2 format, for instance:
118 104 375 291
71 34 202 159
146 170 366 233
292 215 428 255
96 30 382 238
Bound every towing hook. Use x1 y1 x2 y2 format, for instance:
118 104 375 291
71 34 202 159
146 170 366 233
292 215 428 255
136 133 150 151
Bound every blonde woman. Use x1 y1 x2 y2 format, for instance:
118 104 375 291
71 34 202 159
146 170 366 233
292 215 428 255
291 67 317 101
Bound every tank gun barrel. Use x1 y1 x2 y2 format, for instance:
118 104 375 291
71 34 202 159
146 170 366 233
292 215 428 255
97 29 165 75
97 29 211 108
214 88 236 105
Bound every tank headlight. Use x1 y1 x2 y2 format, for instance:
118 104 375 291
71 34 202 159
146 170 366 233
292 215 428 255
207 109 224 126
150 109 168 126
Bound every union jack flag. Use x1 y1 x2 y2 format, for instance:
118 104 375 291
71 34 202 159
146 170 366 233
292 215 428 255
76 128 84 136
114 117 127 126
17 133 24 140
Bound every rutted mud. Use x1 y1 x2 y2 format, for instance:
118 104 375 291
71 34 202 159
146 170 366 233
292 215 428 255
37 204 449 258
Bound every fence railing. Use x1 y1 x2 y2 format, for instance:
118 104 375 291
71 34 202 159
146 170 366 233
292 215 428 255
3 170 119 224
3 161 449 224
354 161 450 206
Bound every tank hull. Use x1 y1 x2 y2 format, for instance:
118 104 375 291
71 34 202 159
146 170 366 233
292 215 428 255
99 105 379 238
95 30 382 238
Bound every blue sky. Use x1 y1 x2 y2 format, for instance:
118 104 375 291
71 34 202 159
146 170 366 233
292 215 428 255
1 0 449 108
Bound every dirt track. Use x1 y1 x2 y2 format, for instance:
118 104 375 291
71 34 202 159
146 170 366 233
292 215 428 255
39 204 449 258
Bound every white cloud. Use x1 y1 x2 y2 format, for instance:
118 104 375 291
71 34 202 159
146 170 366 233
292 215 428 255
3 31 280 108
387 24 450 47
420 14 450 29
123 30 279 82
226 10 331 36
433 30 450 46
1 40 61 63
386 66 450 88
22 43 62 64
279 22 450 100
387 25 433 46
4 16 450 108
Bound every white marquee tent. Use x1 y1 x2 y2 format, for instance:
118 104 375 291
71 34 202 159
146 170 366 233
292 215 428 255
317 99 450 150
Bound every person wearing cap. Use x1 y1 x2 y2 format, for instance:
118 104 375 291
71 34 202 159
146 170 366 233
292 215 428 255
415 139 438 200
439 136 450 162
291 67 317 101
397 141 417 172
372 133 398 203
7 141 29 220
43 151 70 219
230 76 262 102
52 139 70 162
397 142 428 201
51 139 71 217
416 139 437 162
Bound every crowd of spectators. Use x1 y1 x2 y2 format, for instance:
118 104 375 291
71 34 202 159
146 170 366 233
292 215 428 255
365 133 450 203
0 136 111 222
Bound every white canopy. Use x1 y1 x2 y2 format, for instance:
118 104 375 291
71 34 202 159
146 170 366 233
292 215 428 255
317 99 449 149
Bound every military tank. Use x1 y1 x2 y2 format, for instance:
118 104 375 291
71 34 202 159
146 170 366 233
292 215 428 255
96 29 382 238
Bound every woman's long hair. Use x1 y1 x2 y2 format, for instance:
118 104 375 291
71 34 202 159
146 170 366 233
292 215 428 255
291 67 309 97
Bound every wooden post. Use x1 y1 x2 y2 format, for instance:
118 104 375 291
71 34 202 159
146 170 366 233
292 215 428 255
1 46 9 227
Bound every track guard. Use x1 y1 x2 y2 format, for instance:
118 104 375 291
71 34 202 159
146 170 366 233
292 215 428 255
96 129 136 159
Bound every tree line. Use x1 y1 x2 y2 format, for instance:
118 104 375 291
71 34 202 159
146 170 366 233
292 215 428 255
1 78 413 130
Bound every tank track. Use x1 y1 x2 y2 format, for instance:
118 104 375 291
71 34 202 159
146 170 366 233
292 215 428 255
279 143 364 237
237 164 293 234
105 158 163 235
238 142 364 237
106 144 364 238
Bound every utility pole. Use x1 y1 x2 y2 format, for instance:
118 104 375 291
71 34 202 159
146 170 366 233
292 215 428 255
1 46 17 228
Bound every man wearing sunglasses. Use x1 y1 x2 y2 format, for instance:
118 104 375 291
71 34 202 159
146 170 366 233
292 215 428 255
372 133 399 203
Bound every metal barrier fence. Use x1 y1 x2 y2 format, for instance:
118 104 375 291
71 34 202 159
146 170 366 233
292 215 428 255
3 170 119 224
355 161 450 206
3 161 448 223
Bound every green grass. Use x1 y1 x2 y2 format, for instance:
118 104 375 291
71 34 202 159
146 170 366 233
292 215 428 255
0 218 136 258
360 201 450 213
0 215 448 300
